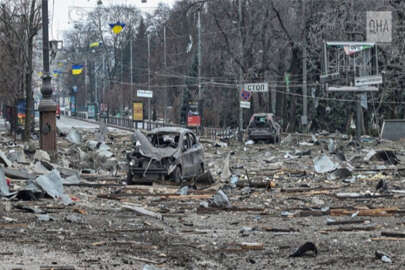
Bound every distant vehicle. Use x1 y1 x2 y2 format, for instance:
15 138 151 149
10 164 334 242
246 113 281 143
56 104 60 119
126 127 204 184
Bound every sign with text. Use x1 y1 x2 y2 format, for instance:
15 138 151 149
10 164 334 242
88 104 96 119
367 11 392 43
187 115 201 127
240 101 251 109
320 72 340 84
327 86 378 92
137 89 153 98
244 82 268 92
132 102 143 121
354 75 383 86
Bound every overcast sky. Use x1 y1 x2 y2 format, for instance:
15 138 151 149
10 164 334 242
50 0 178 40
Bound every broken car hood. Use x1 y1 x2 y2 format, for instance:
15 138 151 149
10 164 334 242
133 130 178 161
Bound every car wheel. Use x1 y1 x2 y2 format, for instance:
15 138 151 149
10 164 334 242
174 166 182 184
126 172 134 185
199 163 204 174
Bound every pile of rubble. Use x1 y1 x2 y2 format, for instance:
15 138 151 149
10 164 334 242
0 122 404 269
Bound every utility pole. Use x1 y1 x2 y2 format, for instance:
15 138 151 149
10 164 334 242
94 61 97 118
130 36 133 112
85 58 88 108
238 0 244 137
121 47 124 113
148 34 151 129
198 10 202 128
302 0 308 132
39 0 57 159
102 54 105 107
350 0 362 141
163 24 167 124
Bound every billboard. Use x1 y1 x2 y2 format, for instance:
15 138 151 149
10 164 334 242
133 102 143 121
187 115 201 127
88 104 96 118
16 98 26 126
70 95 76 113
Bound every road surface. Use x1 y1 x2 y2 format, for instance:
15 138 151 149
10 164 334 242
57 115 132 134
57 116 100 130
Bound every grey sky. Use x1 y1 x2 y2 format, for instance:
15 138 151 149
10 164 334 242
50 0 177 40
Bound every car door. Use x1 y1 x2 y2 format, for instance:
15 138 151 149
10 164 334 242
187 132 203 176
180 132 192 178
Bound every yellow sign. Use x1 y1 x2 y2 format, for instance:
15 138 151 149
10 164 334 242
133 102 143 121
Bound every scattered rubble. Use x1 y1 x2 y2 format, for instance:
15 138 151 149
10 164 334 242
0 122 405 268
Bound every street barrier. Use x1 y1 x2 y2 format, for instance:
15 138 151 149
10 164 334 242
73 114 239 140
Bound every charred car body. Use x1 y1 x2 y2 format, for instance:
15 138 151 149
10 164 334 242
126 127 204 184
246 113 281 143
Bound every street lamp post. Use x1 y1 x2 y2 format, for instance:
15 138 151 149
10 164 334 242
39 0 57 159
147 34 151 129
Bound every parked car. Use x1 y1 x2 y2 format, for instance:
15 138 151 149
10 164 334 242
126 127 204 184
245 113 281 143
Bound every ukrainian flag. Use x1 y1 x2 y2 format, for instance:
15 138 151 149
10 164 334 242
109 22 125 34
72 65 83 75
53 69 62 78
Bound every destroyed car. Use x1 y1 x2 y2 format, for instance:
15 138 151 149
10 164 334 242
246 113 281 143
126 127 204 184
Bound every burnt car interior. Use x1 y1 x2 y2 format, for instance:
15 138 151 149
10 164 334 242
182 133 197 152
149 132 180 148
250 116 271 128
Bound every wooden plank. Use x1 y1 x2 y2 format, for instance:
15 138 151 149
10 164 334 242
281 186 342 193
40 266 75 270
122 204 162 220
166 194 212 200
98 193 212 200
262 227 299 233
381 231 405 238
330 208 398 217
239 242 264 250
321 225 380 232
0 223 28 229
326 219 368 226
371 237 405 241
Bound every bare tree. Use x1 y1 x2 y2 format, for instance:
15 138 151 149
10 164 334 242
0 0 41 140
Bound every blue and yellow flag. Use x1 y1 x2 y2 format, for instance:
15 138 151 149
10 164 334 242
72 65 83 75
53 69 62 78
109 22 125 34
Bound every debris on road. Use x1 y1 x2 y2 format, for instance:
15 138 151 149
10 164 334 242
289 242 318 257
375 250 392 263
0 120 405 268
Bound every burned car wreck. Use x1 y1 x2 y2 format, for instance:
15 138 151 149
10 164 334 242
246 113 281 143
126 127 204 184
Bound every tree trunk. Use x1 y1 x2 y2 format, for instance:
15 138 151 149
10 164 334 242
287 47 301 132
24 40 34 141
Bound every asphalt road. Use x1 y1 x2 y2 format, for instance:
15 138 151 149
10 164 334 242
57 115 100 130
